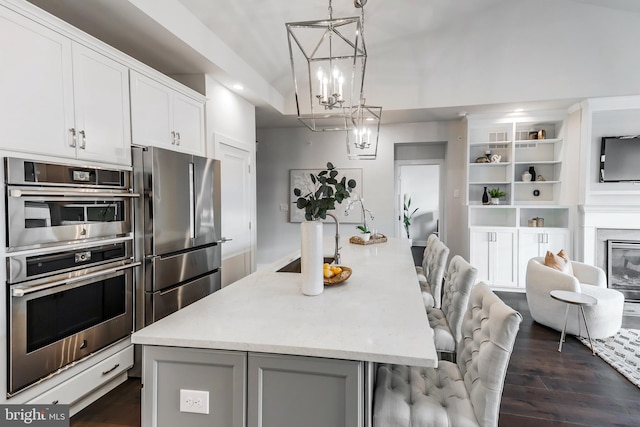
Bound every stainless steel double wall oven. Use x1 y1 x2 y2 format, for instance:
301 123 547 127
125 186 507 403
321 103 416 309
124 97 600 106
5 158 139 395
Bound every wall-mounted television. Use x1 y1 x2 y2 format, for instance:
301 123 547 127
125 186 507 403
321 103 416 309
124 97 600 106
600 135 640 182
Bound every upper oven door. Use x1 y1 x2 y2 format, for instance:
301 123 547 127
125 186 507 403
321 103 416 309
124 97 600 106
6 187 135 251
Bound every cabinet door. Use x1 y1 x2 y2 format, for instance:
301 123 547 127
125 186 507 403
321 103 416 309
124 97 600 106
518 229 543 285
0 7 75 157
469 229 491 284
173 92 205 155
248 353 362 427
130 70 173 148
544 228 571 256
72 43 131 166
142 346 246 427
493 230 517 287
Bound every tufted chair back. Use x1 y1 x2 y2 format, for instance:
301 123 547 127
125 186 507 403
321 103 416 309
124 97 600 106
441 255 478 345
456 282 522 427
420 233 440 273
421 238 450 308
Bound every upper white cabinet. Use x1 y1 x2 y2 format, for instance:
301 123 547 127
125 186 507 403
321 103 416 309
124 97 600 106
70 44 131 165
0 7 130 166
130 70 205 156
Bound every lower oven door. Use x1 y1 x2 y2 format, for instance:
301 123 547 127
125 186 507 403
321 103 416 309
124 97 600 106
8 263 136 395
147 269 221 324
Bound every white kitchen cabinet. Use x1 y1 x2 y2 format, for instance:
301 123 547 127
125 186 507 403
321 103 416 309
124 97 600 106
470 227 517 287
70 43 131 165
0 6 131 166
518 227 570 284
130 70 205 156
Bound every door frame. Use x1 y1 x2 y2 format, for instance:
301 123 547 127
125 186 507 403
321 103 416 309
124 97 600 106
394 159 446 245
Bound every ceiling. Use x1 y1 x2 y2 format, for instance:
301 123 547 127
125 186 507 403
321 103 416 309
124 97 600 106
25 0 640 128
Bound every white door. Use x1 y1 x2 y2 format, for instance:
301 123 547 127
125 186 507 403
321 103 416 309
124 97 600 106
219 141 252 287
397 163 442 245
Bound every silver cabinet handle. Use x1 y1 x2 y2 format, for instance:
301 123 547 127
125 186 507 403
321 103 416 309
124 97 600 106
79 130 86 149
176 132 181 145
102 363 120 376
216 237 233 243
171 131 176 145
69 128 77 147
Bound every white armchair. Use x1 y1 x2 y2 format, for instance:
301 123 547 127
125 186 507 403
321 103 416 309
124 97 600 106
525 257 624 339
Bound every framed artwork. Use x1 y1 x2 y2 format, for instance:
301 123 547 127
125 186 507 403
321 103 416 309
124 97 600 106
289 168 363 223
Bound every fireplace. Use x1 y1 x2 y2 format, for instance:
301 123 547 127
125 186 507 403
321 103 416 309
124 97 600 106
607 240 640 301
596 228 640 302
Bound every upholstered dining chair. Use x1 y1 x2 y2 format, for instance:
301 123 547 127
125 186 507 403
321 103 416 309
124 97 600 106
415 233 439 277
373 282 522 427
525 257 624 339
427 255 478 360
416 235 449 309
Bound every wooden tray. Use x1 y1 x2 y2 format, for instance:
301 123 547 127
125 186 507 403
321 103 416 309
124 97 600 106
324 266 351 286
349 234 387 245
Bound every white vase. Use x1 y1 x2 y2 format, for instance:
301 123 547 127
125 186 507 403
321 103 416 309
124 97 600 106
362 232 371 242
491 197 499 205
522 171 532 182
300 220 323 296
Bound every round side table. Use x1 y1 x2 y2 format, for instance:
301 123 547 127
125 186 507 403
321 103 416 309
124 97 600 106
549 290 598 355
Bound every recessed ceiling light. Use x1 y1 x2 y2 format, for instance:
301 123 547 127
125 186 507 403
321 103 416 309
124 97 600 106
232 84 244 91
514 108 524 112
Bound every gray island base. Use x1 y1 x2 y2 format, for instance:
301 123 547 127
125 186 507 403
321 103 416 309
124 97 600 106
132 237 437 427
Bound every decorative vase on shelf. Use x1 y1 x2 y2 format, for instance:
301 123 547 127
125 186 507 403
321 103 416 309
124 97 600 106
300 220 323 296
522 170 532 182
491 197 499 205
528 166 536 181
482 187 489 205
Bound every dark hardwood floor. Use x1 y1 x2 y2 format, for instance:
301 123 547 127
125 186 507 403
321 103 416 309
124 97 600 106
70 292 640 427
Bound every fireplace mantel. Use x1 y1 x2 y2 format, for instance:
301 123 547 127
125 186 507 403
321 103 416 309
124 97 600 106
579 204 640 266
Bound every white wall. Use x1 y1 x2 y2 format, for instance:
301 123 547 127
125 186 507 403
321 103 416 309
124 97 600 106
256 120 467 266
204 76 258 278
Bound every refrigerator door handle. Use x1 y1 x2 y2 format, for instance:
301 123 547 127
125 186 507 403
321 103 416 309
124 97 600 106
216 237 233 243
189 162 195 239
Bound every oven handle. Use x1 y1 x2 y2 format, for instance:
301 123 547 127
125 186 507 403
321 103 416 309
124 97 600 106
11 261 141 297
8 189 140 198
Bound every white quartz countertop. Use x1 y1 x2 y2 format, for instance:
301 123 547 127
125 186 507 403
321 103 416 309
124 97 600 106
132 236 437 367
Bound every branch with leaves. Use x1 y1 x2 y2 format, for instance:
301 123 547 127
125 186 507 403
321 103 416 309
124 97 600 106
293 162 357 221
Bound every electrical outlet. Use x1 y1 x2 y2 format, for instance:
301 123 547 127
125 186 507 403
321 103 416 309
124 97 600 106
180 389 210 414
453 189 460 198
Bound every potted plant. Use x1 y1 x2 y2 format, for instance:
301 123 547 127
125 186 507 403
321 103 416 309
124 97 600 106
488 188 506 205
355 224 371 241
403 194 418 240
293 162 356 295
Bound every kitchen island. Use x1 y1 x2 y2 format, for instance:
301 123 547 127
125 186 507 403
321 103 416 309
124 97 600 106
132 237 436 427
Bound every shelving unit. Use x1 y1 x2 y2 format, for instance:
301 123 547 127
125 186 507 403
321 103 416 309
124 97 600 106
466 111 571 289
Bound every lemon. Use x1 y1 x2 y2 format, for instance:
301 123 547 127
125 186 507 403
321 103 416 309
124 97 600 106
330 266 342 275
323 269 334 278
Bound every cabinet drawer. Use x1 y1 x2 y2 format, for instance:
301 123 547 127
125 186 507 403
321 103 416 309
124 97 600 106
27 345 133 406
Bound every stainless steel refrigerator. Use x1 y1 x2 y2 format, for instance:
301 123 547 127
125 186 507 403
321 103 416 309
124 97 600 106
132 146 222 331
